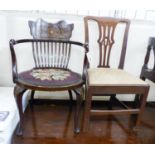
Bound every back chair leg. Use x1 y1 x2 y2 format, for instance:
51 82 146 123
68 90 73 101
109 95 116 110
133 94 140 108
30 90 35 110
30 90 35 100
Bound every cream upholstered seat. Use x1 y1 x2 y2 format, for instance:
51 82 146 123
88 68 148 86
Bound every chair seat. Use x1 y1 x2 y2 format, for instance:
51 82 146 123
17 68 83 90
141 68 155 82
88 68 148 86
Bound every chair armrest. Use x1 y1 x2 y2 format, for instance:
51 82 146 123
9 39 18 83
82 43 89 82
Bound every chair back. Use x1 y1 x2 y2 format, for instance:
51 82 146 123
143 37 155 71
84 16 130 69
28 18 74 40
30 39 72 68
139 37 155 82
27 18 75 68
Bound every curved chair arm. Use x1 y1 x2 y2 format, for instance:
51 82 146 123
10 39 89 84
82 43 89 82
9 39 18 83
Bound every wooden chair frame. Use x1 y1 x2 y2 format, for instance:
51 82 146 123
10 39 88 135
83 16 149 132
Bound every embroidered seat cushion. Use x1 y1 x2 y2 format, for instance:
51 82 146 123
18 68 83 88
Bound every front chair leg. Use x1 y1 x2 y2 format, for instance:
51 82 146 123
14 85 26 136
83 89 92 132
135 88 149 130
74 87 84 133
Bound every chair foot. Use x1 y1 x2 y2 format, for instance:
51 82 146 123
14 85 26 136
15 123 23 136
74 128 80 134
73 88 84 134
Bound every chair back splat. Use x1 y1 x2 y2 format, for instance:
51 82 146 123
32 41 71 68
84 16 130 69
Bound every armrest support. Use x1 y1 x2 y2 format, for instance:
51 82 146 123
82 43 89 82
9 39 18 83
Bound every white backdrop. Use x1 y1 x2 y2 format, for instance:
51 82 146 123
0 11 155 101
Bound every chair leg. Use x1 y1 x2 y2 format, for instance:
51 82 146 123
68 90 73 101
30 90 35 100
135 88 149 129
134 76 146 108
74 88 83 133
83 89 92 132
30 90 35 110
14 85 26 136
109 95 116 110
133 94 140 108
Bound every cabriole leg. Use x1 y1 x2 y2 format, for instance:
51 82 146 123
14 85 26 136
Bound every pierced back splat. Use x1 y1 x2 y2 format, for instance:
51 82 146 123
84 16 130 69
97 21 117 67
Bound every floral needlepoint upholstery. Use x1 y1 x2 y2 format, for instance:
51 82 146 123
31 69 70 81
18 68 83 87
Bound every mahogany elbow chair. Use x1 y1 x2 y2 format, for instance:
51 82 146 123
9 19 88 135
83 16 150 132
